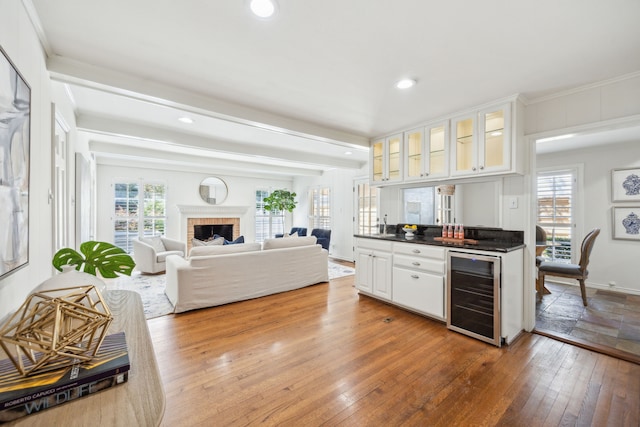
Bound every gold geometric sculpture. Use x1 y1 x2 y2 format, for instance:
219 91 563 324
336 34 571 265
0 286 112 376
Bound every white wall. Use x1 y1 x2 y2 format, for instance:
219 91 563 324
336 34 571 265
96 163 293 244
294 166 366 261
0 0 54 316
537 140 640 294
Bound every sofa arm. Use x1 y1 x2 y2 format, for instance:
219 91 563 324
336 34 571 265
161 237 186 255
165 254 189 307
132 239 157 273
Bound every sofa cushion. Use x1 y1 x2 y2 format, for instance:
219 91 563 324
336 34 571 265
192 237 225 247
263 235 317 250
190 242 261 257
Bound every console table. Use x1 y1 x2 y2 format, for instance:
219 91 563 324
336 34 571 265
7 290 165 426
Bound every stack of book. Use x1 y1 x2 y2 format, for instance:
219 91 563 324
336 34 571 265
0 332 130 423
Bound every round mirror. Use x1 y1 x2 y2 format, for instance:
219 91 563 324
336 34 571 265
198 176 228 205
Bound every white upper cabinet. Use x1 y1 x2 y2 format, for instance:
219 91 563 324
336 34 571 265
370 96 522 185
450 103 512 177
403 121 449 182
371 133 403 184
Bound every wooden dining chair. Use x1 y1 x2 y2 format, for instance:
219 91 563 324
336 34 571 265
537 228 600 306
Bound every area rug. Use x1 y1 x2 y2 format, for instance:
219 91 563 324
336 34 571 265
112 261 355 320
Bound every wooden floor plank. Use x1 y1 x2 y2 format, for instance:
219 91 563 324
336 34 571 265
147 273 640 426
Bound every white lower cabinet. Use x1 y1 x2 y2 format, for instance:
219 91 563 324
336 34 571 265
355 239 445 320
355 239 392 301
391 243 446 320
392 267 444 319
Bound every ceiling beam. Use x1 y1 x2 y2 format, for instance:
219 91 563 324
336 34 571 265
47 55 370 149
89 141 324 177
77 114 366 170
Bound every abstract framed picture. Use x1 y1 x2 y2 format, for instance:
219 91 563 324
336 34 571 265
612 167 640 202
612 207 640 241
0 45 31 279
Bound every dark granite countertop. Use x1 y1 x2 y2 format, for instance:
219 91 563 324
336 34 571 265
354 225 525 253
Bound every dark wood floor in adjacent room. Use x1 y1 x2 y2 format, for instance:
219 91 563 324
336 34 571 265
147 274 640 426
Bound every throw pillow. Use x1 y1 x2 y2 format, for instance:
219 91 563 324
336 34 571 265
225 236 245 245
283 232 298 238
192 237 224 247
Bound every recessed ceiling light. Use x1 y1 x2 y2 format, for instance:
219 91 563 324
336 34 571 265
249 0 278 18
395 79 416 89
178 117 194 124
344 151 353 156
536 134 576 143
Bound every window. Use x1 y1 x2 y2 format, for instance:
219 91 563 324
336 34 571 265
255 189 284 242
114 181 166 253
309 187 330 229
356 180 378 234
537 169 576 263
403 187 436 225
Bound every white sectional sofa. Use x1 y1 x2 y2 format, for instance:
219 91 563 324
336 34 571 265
165 236 329 313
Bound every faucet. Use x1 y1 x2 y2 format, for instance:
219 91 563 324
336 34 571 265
383 214 388 233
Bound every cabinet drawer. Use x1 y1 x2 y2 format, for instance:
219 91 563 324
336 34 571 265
394 254 444 275
392 267 444 319
393 243 445 260
355 238 393 252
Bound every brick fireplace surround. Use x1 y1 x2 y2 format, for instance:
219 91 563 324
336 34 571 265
176 205 250 254
186 217 240 253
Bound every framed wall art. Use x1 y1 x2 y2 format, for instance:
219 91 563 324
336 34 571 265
0 45 31 279
612 167 640 202
612 206 640 241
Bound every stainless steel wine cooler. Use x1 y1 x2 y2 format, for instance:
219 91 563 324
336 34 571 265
447 251 502 346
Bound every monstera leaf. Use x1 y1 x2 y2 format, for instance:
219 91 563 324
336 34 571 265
52 241 136 278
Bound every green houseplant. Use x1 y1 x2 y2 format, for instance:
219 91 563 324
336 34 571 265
263 189 297 237
52 241 136 278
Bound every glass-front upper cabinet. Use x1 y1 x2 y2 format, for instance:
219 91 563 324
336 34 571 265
404 122 449 181
450 103 511 177
371 134 403 184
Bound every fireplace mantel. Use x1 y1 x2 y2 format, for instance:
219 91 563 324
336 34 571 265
176 205 250 216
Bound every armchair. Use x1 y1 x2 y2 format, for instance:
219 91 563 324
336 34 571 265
310 229 331 251
133 236 186 274
275 227 308 238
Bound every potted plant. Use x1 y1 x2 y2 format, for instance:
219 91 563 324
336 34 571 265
263 189 297 237
52 241 136 278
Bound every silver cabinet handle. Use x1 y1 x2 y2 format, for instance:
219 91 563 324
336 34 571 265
412 249 420 253
412 262 421 266
472 166 477 171
480 165 485 170
411 275 419 279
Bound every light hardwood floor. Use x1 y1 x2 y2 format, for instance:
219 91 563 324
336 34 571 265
148 274 640 426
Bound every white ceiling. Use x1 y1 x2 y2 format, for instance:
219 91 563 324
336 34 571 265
27 0 640 176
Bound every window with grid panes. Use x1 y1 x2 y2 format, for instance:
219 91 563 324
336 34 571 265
537 170 575 263
255 189 284 242
356 181 377 235
113 182 166 253
309 187 330 229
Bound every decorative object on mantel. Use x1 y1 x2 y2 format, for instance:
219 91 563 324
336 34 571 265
52 241 136 278
263 189 297 237
0 285 112 376
612 207 640 240
612 167 640 202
